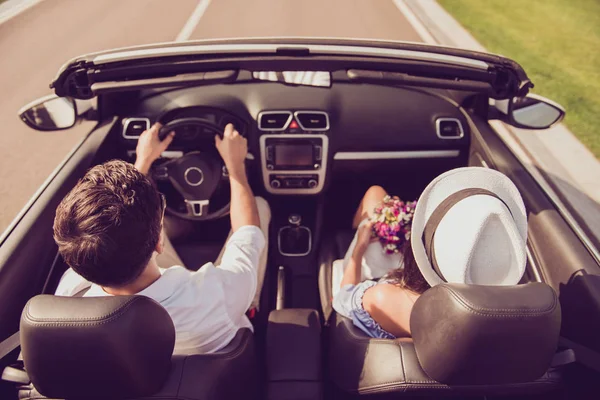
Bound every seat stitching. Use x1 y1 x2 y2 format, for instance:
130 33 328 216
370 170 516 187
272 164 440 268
25 297 142 323
398 341 406 384
340 330 438 389
357 382 450 393
442 285 557 313
338 316 393 344
352 373 560 394
398 342 438 384
174 356 188 397
442 286 558 316
190 331 251 360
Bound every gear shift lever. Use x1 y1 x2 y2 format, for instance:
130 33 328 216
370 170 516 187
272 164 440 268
288 214 301 227
278 214 311 256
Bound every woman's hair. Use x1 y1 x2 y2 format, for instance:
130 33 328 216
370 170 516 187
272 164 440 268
385 241 430 294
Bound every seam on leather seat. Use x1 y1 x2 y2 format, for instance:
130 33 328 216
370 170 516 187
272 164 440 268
336 317 410 393
397 341 438 384
24 296 141 323
175 355 189 398
338 317 393 344
339 323 441 392
192 331 250 360
211 337 249 360
398 340 406 384
442 286 558 316
359 377 561 394
358 382 449 394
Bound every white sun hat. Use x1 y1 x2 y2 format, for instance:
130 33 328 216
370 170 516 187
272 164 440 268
410 167 527 287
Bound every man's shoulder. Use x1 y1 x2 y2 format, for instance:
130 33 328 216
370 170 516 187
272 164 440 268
55 268 91 296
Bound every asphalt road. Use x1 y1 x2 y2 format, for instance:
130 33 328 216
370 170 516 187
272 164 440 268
0 0 421 234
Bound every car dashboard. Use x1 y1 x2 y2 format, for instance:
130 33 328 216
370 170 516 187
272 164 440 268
115 82 470 196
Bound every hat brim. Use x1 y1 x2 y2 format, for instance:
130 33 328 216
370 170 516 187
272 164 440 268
410 167 527 287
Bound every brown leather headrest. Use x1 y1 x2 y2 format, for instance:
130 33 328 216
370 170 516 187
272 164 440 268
410 282 561 385
20 295 175 399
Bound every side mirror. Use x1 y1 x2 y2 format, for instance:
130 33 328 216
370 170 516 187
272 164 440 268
18 95 77 131
492 93 565 130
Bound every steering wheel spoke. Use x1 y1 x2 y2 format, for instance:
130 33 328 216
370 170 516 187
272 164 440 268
153 164 170 181
153 118 230 221
221 165 230 179
185 199 210 217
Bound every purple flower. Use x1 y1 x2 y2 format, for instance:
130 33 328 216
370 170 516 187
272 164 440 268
369 195 417 254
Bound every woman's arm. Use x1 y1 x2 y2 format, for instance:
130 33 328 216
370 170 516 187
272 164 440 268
352 186 387 228
362 283 418 337
340 222 374 287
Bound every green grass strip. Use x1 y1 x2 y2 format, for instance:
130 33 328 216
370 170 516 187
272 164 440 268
439 0 600 158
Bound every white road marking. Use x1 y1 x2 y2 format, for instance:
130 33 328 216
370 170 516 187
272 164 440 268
392 0 437 45
0 0 45 26
175 0 211 42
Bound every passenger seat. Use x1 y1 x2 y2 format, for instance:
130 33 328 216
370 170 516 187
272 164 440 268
319 230 563 397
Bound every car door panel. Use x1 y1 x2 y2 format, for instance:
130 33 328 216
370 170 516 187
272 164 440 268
466 114 600 354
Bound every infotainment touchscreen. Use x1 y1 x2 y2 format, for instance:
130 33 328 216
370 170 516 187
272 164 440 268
274 144 313 168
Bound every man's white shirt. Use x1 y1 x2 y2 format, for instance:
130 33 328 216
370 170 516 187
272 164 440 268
55 225 265 354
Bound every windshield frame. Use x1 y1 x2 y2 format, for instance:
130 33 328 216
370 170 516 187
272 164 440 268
51 37 532 101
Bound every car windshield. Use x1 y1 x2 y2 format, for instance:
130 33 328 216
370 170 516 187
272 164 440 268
252 71 331 87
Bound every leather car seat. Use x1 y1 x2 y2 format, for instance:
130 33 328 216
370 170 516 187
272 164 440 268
319 230 563 397
18 295 259 400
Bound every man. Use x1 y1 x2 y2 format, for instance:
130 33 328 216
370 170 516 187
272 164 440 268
54 123 270 354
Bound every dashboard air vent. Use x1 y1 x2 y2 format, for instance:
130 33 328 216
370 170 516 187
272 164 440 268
295 111 329 131
436 118 464 139
258 111 292 131
122 118 150 139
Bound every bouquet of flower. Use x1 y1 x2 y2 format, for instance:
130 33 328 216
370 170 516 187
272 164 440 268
369 195 417 254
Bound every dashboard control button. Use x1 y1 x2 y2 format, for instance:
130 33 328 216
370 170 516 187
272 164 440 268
315 145 322 161
271 179 281 189
314 163 320 170
308 179 318 189
267 164 274 170
154 165 169 180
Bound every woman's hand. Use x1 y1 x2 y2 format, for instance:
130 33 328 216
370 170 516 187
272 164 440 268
354 221 376 257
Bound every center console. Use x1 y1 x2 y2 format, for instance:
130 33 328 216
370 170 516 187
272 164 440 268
258 111 330 195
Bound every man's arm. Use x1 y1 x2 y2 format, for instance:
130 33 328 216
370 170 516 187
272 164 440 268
212 124 265 316
134 122 175 175
216 123 260 231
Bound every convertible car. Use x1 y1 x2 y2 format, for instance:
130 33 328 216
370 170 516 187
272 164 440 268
0 38 599 400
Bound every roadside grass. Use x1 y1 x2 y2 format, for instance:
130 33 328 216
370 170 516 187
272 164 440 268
438 0 600 159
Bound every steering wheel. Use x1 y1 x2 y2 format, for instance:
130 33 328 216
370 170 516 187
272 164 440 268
153 118 229 221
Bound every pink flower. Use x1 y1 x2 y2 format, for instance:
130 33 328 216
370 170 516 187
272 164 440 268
369 195 417 254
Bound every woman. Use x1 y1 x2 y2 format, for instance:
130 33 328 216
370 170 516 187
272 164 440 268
332 167 528 339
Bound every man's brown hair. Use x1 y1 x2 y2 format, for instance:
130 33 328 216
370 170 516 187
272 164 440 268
53 160 163 287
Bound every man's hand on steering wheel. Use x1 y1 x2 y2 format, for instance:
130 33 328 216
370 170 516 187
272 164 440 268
215 123 248 182
134 121 241 220
134 123 175 175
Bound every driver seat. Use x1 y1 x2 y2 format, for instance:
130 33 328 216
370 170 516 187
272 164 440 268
17 294 259 400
